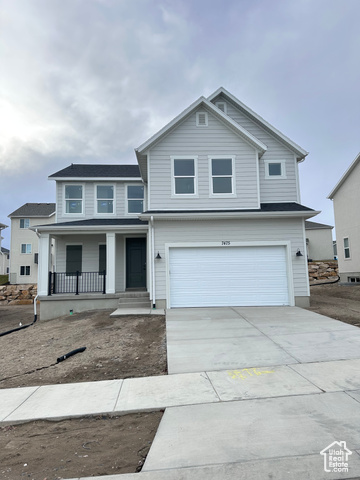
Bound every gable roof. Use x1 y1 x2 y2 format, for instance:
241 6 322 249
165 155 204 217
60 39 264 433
305 220 333 230
8 203 56 218
135 96 268 182
49 164 140 180
328 152 360 199
208 87 308 161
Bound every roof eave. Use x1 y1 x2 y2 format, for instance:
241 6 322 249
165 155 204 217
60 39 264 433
328 152 360 199
208 87 308 161
140 210 320 221
30 224 149 234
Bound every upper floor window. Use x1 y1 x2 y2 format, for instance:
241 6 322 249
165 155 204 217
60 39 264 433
65 185 83 214
21 243 32 254
96 185 114 214
127 185 144 214
264 160 286 179
344 237 350 259
172 157 197 196
209 157 235 196
20 218 30 229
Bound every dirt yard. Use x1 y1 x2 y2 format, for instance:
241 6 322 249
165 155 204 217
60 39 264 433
0 306 166 478
306 283 360 326
0 307 167 389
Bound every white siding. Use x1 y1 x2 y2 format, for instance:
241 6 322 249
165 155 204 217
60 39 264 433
211 95 299 203
153 218 308 302
332 160 360 277
148 109 259 210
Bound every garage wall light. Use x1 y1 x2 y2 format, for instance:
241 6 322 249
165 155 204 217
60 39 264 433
296 249 303 257
155 252 162 259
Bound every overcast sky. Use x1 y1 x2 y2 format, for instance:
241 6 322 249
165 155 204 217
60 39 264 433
1 0 359 248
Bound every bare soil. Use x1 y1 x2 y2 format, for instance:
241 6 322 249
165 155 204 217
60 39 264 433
0 412 163 480
0 307 167 389
306 283 360 326
0 305 166 478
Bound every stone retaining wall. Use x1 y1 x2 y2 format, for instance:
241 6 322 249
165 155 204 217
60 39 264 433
308 260 339 284
0 284 37 305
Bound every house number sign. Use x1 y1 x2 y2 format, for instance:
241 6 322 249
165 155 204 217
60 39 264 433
222 241 231 246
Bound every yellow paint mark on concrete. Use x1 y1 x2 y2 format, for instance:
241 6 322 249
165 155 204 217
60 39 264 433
227 367 275 380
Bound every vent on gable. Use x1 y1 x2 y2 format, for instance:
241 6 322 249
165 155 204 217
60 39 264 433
196 111 208 127
215 101 227 113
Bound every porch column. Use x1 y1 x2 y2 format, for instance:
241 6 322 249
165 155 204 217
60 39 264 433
106 232 116 294
38 233 50 296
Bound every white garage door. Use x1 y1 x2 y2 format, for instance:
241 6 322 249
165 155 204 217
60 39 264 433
169 246 289 308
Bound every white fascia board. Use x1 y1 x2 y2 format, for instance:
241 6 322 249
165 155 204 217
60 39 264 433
135 96 267 156
140 210 320 221
328 152 360 199
49 177 142 182
208 87 308 160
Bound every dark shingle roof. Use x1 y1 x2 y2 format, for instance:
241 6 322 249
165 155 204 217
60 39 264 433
305 220 333 230
9 203 56 218
49 164 141 179
143 203 315 214
35 218 147 228
1 247 9 254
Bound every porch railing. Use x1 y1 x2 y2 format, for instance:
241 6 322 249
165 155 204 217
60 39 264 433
48 271 106 295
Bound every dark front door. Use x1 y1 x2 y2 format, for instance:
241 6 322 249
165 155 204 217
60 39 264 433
126 238 146 288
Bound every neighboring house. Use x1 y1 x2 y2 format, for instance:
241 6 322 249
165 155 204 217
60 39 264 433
328 152 360 283
34 87 318 320
305 220 334 260
0 222 9 275
8 203 56 284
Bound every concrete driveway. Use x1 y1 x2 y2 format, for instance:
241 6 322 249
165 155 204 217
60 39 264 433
139 307 360 478
166 306 360 374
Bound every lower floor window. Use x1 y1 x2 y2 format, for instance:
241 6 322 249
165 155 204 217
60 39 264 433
20 266 31 276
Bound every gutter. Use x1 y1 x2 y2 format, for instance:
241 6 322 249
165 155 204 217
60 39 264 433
140 210 321 221
150 216 156 309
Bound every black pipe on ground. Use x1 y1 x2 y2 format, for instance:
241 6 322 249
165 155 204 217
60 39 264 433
310 276 340 286
0 314 38 338
56 347 87 363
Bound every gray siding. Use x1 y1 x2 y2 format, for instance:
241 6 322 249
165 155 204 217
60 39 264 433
153 218 308 301
211 95 299 203
148 108 259 210
55 235 106 273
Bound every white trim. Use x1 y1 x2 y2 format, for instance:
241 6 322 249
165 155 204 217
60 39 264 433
63 183 85 217
136 96 267 155
208 155 236 197
301 218 310 297
165 241 295 309
343 236 351 260
294 154 301 203
328 152 360 199
20 243 32 254
147 152 151 210
140 210 320 220
125 183 145 216
207 87 308 160
196 111 208 127
255 150 261 209
94 183 116 217
171 156 199 198
264 159 287 179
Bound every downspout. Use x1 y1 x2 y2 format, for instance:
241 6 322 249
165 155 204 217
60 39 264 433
150 216 156 309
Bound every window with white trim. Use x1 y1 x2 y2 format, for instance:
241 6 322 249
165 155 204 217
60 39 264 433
127 185 144 214
20 266 31 276
344 237 350 259
209 157 235 195
65 185 83 214
20 218 30 229
196 111 208 127
264 160 286 179
172 158 197 195
96 185 114 214
21 243 32 254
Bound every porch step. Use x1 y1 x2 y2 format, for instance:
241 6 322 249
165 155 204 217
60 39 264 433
117 291 151 309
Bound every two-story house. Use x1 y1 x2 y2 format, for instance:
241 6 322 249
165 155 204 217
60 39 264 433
328 152 360 283
34 87 318 320
8 203 56 284
0 222 9 275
